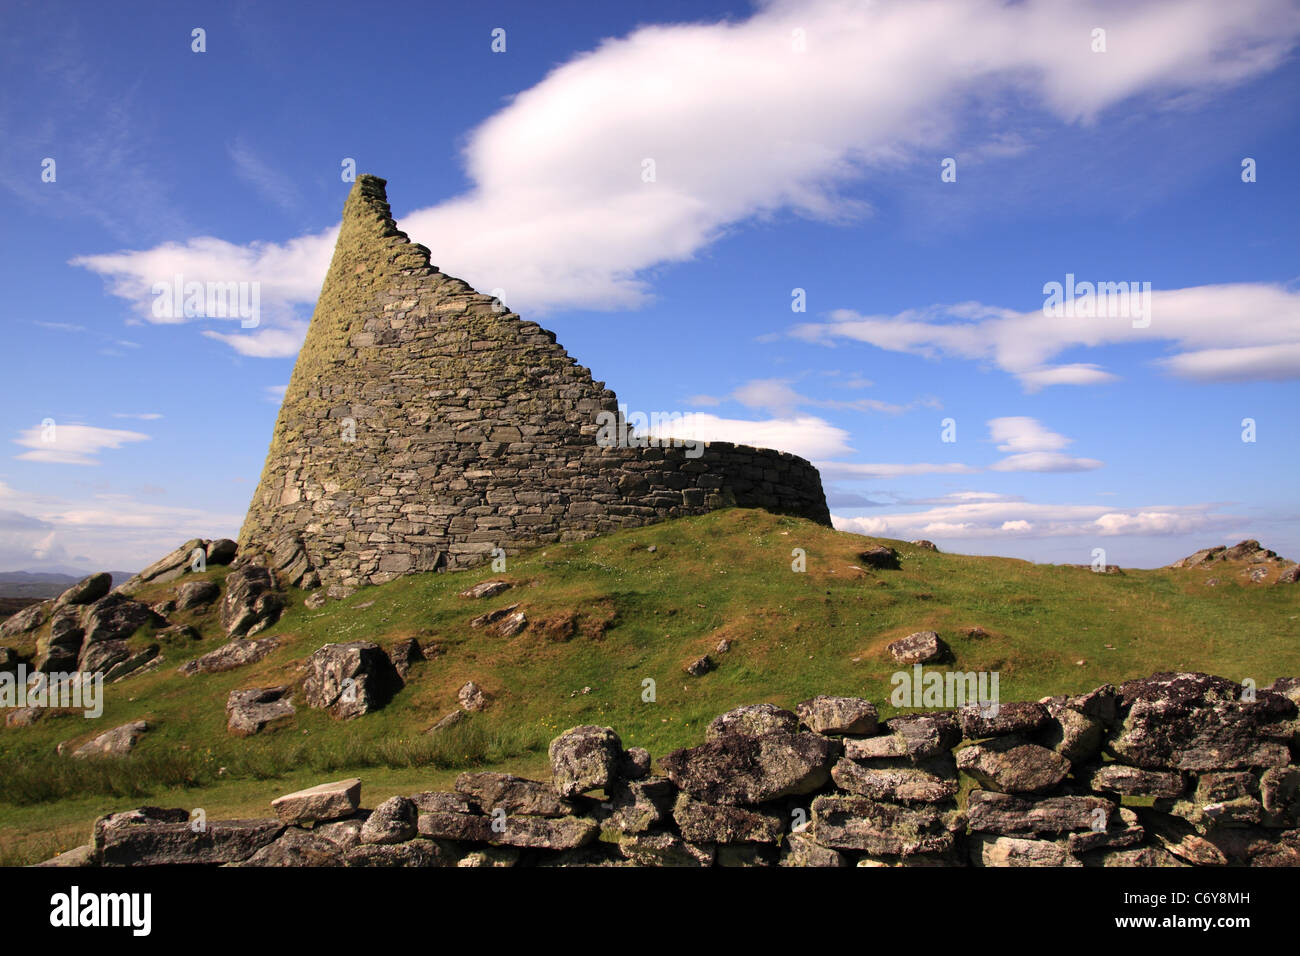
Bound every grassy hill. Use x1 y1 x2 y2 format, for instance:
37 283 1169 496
1 508 1296 864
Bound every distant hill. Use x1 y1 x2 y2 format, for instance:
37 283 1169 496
0 570 136 599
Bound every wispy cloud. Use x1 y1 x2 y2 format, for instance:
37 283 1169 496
12 423 149 466
793 283 1300 388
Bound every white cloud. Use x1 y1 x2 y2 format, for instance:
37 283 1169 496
990 451 1103 473
797 282 1300 387
832 500 1233 542
70 0 1300 356
988 416 1070 453
12 423 150 466
819 417 1100 477
646 412 854 460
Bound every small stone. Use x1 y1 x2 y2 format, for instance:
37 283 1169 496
684 655 714 676
888 630 947 665
458 681 488 712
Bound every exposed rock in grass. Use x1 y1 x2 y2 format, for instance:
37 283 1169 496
887 630 947 665
226 686 296 736
179 637 278 676
858 545 900 569
302 641 402 719
459 580 512 600
69 720 149 758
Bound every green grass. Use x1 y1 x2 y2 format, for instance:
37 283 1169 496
1 508 1296 863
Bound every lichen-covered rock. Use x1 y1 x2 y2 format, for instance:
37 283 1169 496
454 772 574 817
115 539 206 594
77 639 131 676
618 831 715 867
386 638 422 679
94 808 282 866
966 791 1113 835
219 566 283 638
779 830 848 867
796 696 879 735
359 796 418 845
959 700 1048 738
970 834 1075 868
460 580 512 600
82 593 157 645
240 827 346 866
830 757 958 803
955 737 1071 794
1 600 51 638
271 779 361 825
57 572 112 607
226 686 296 736
175 579 220 610
1081 764 1185 798
811 795 960 855
71 720 149 758
599 778 676 834
417 808 494 843
302 641 402 719
179 637 278 676
457 681 487 712
549 725 622 797
1035 697 1104 762
845 713 961 762
888 630 947 665
344 840 451 867
489 814 600 850
661 732 837 805
706 703 798 741
671 793 785 844
1108 672 1293 770
620 746 652 780
1260 766 1300 827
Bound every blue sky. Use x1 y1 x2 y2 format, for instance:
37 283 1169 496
2 0 1298 573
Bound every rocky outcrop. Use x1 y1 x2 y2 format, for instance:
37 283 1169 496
56 573 112 607
47 671 1300 868
219 566 283 638
301 642 402 719
179 637 279 676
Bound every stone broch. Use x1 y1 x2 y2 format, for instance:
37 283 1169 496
237 175 830 595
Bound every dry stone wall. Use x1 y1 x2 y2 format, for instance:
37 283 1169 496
57 671 1300 868
238 175 830 595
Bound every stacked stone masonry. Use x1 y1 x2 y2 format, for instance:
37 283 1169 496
238 175 831 594
60 672 1300 867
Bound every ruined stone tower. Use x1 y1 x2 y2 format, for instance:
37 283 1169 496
239 176 830 594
